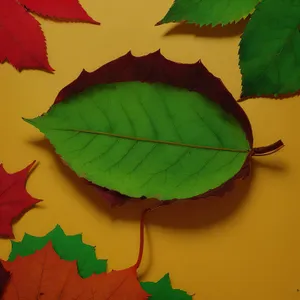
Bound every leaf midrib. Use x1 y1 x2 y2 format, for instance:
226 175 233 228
48 127 250 153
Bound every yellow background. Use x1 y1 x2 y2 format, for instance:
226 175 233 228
0 1 299 299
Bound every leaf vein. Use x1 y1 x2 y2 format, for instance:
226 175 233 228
193 107 223 147
212 152 241 174
126 144 158 175
140 148 190 189
103 141 139 173
91 96 112 131
120 101 136 136
65 135 98 156
83 139 119 167
160 92 183 142
176 150 220 188
137 96 159 139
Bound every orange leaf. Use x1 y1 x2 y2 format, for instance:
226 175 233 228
1 242 149 299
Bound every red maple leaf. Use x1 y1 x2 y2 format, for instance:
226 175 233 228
0 242 150 299
0 0 99 72
0 161 41 238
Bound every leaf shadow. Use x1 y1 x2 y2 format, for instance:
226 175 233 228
163 18 249 38
252 157 287 172
27 139 287 231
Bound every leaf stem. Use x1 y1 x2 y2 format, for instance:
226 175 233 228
252 140 284 156
134 202 169 270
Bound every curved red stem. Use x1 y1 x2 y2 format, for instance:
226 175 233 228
134 202 168 270
134 208 150 270
252 140 284 156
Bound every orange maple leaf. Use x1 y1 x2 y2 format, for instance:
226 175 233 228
1 242 149 299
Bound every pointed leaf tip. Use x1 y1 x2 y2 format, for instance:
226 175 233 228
23 117 39 128
22 117 31 124
161 273 171 282
24 161 38 174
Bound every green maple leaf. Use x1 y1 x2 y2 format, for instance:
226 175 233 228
8 225 107 278
158 0 260 26
239 0 300 97
24 81 250 201
141 274 192 299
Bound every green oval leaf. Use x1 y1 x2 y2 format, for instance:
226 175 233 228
158 0 260 26
25 81 250 201
49 51 254 205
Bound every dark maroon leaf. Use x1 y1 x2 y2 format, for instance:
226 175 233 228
45 51 282 205
0 262 10 297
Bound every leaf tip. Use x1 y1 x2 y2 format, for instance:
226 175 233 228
22 117 39 128
90 19 101 25
23 160 39 178
22 117 32 123
27 160 38 170
44 62 55 73
54 224 63 231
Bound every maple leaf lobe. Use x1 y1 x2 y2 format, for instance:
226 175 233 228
0 0 98 72
0 161 41 238
0 0 53 72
